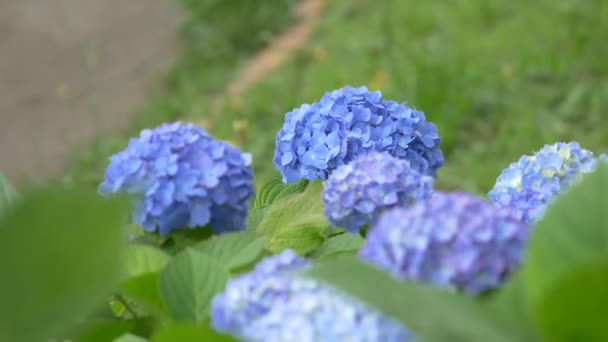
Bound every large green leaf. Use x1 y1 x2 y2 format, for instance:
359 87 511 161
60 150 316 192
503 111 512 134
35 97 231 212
124 244 170 279
195 230 265 270
120 273 167 316
245 207 266 230
535 260 608 342
266 217 331 254
484 272 540 341
523 164 608 305
309 233 365 260
0 185 128 342
158 249 230 322
63 319 135 342
152 323 237 342
114 333 148 342
257 181 331 254
307 256 514 342
254 178 308 209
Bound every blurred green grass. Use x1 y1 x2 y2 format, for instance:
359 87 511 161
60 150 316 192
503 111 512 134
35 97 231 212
70 0 608 194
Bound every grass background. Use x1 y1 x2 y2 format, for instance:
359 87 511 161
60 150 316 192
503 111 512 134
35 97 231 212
70 0 608 194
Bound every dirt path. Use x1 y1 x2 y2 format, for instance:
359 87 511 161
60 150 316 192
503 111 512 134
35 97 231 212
0 0 182 183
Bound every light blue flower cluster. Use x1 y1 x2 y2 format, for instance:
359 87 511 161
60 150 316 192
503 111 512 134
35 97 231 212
488 142 605 224
323 151 433 233
212 250 412 342
98 122 255 235
274 86 444 183
360 192 529 294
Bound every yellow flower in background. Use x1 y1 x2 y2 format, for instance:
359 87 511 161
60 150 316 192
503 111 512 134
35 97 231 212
233 119 248 132
313 47 327 61
370 69 388 90
198 118 211 130
500 63 513 80
233 119 248 145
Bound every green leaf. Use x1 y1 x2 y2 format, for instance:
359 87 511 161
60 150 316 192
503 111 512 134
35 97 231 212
195 230 265 270
120 273 167 316
534 260 608 342
257 181 331 254
267 217 331 254
484 272 540 341
254 178 308 208
63 319 135 342
523 164 608 305
114 333 148 342
245 207 266 230
0 185 128 342
0 172 17 218
125 244 170 279
158 249 230 322
307 256 514 342
152 323 237 342
309 233 365 260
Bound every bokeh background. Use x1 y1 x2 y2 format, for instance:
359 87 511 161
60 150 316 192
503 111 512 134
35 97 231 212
3 0 607 193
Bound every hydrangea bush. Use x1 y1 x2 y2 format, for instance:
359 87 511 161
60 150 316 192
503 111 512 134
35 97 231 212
98 122 255 235
488 142 606 224
323 151 433 233
212 250 412 342
4 86 606 341
273 86 444 183
360 192 529 294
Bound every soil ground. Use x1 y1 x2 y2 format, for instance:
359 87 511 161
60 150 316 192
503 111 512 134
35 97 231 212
0 0 182 182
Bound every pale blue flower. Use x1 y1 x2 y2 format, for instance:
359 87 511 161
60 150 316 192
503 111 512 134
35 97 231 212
212 250 412 342
488 142 604 224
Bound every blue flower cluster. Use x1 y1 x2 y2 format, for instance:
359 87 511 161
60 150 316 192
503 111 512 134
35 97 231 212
98 122 255 235
488 142 604 224
274 86 444 183
323 151 433 233
360 192 529 294
212 250 412 342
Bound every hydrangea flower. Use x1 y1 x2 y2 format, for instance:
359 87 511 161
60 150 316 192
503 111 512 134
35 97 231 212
360 192 529 294
99 122 255 235
488 142 605 224
274 86 444 183
212 250 412 342
323 151 433 233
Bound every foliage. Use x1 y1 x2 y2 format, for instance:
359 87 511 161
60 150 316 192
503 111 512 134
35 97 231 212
15 0 608 340
3 163 605 340
0 183 129 341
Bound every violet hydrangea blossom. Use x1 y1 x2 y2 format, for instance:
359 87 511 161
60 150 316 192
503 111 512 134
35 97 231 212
99 122 255 235
360 192 529 294
488 142 606 224
323 151 433 233
211 250 412 342
274 86 444 183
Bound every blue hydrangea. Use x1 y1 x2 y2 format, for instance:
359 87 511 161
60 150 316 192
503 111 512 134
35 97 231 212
488 142 605 224
323 151 433 233
98 122 255 235
212 250 412 342
274 86 444 183
360 192 529 294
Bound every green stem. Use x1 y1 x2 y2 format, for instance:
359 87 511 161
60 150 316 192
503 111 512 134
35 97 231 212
115 294 138 319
